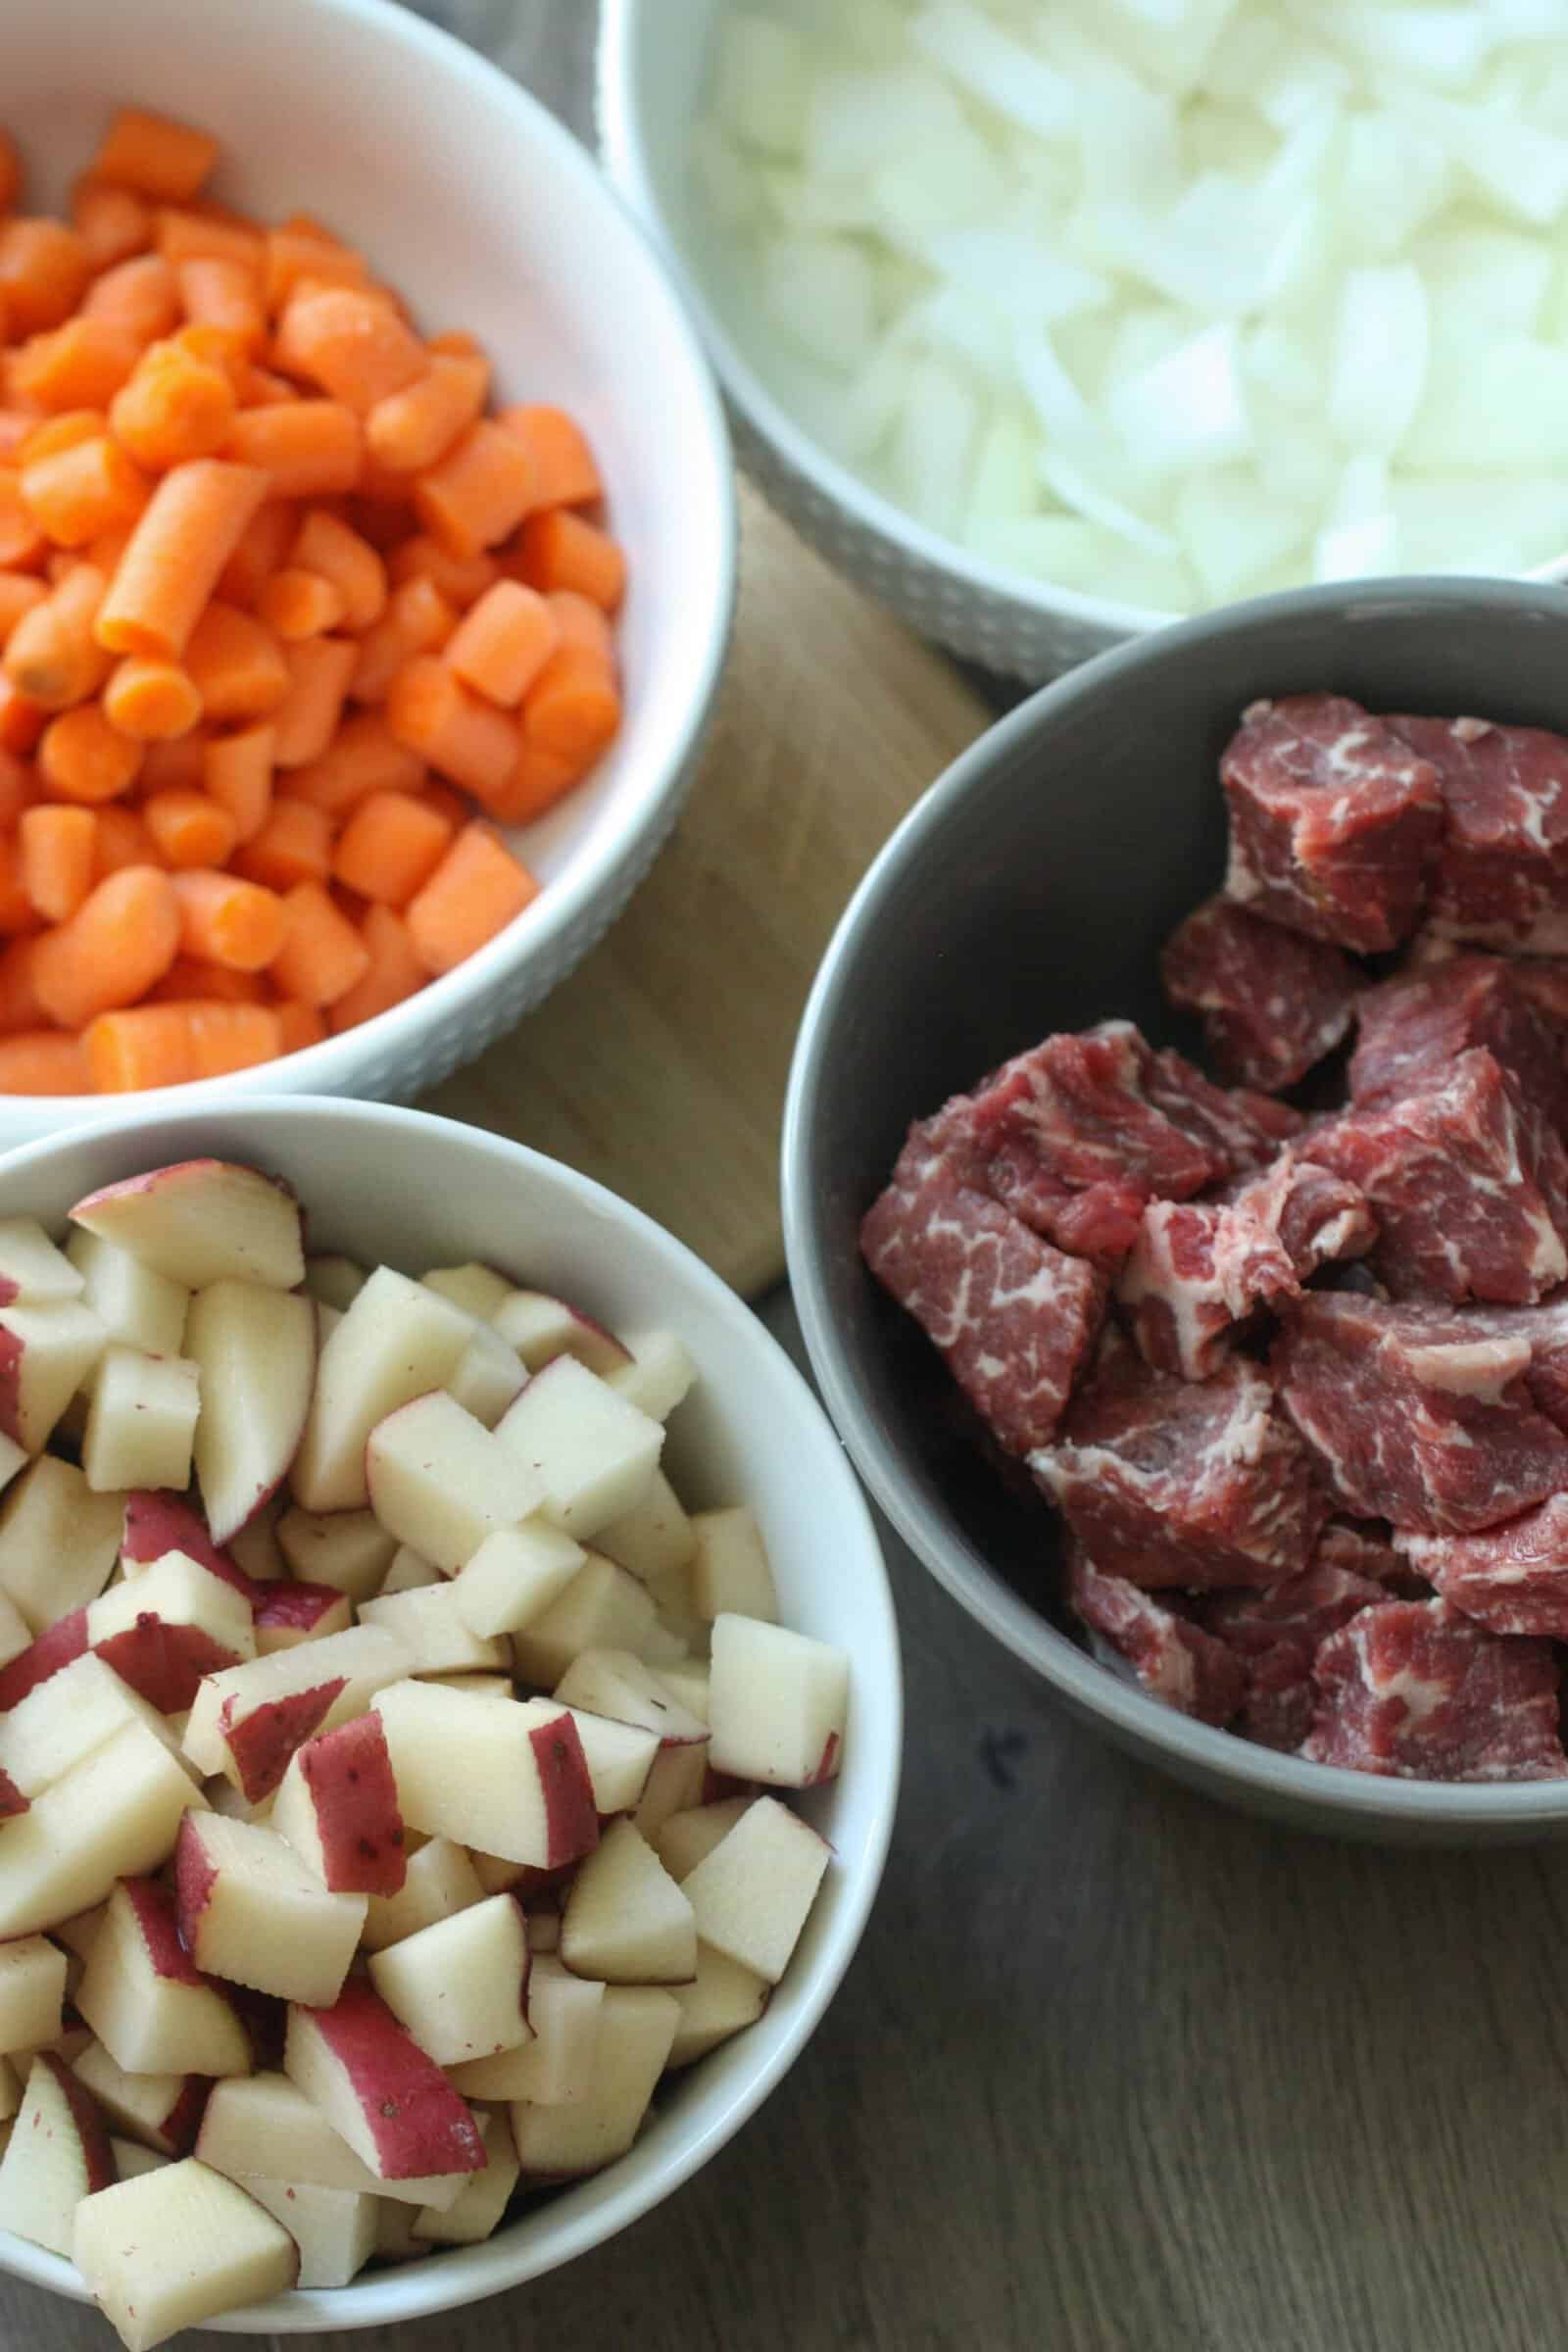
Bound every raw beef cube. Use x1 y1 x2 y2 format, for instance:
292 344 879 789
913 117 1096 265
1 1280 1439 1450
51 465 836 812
1201 1543 1388 1751
1144 1047 1303 1178
1117 1197 1298 1381
1298 1050 1568 1305
1067 1546 1244 1727
1161 895 1360 1092
1348 955 1568 1129
1031 1324 1326 1591
1387 713 1568 951
1272 1293 1568 1534
1316 1519 1426 1595
860 1133 1105 1458
956 1022 1218 1200
1220 1153 1376 1280
1396 1494 1568 1639
1510 958 1568 1029
1302 1598 1567 1781
1221 694 1443 953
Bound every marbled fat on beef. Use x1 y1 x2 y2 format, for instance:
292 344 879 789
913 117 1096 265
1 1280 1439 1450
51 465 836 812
1388 713 1568 951
1302 1599 1568 1781
1348 955 1568 1129
1117 1197 1298 1381
1161 895 1360 1092
1144 1047 1302 1176
859 1133 1105 1458
1221 694 1443 953
1031 1324 1326 1591
1272 1294 1568 1534
1218 1153 1376 1279
1298 1050 1568 1305
1396 1494 1568 1640
1201 1540 1390 1751
1066 1547 1244 1727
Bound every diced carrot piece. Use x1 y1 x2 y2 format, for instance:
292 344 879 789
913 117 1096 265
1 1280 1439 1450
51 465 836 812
19 805 96 921
5 563 111 706
272 286 427 415
483 737 587 828
332 789 453 907
0 937 45 1033
232 797 331 892
496 405 603 508
255 565 344 640
0 1031 90 1094
0 134 22 216
185 1000 281 1078
366 353 487 473
329 902 425 1031
155 208 263 275
102 655 201 740
406 821 537 976
0 220 91 335
0 573 46 649
20 434 148 546
95 457 270 658
444 579 559 709
349 576 457 705
172 866 286 969
521 647 622 766
145 956 267 1005
71 179 153 270
414 420 537 560
275 998 326 1054
224 402 362 499
182 598 290 720
10 320 143 414
512 509 625 612
83 1003 189 1089
271 634 356 767
0 416 37 463
427 329 481 360
548 587 616 668
92 802 159 878
289 509 384 630
91 110 220 205
284 711 422 816
216 498 295 605
138 734 206 794
109 334 237 469
203 720 273 843
0 472 46 569
0 678 46 756
31 863 178 1024
263 228 368 315
38 700 143 803
385 655 517 806
143 788 237 869
176 257 266 355
269 879 370 1006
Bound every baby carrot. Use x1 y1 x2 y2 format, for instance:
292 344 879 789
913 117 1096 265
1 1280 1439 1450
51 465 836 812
71 179 152 271
269 879 370 1006
172 867 286 969
203 721 273 843
443 578 558 708
0 679 46 757
289 509 384 629
0 938 45 1034
495 405 603 508
143 789 238 870
271 634 355 767
275 998 326 1054
0 752 34 834
264 227 368 314
102 655 201 740
92 803 160 877
95 456 270 658
413 419 537 560
19 805 96 921
110 334 238 468
406 821 537 976
332 789 453 907
90 110 219 205
38 701 143 804
5 563 111 706
31 863 178 1025
255 565 344 640
182 598 290 722
366 352 488 474
273 286 427 414
80 252 181 341
385 655 517 806
0 574 47 649
349 576 456 705
82 1002 192 1090
485 738 584 828
0 472 47 569
138 735 205 794
224 402 362 499
329 902 425 1031
0 219 91 335
0 840 34 933
512 509 625 612
176 257 266 354
185 1000 281 1078
10 320 143 415
216 499 295 605
0 1031 90 1094
284 711 421 816
232 797 331 891
521 647 622 766
20 433 148 546
146 956 266 1005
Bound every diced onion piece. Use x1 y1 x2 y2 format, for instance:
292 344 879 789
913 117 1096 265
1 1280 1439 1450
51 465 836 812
1339 113 1453 258
1107 323 1252 473
910 3 1077 139
1328 266 1429 457
1014 325 1097 452
712 14 811 155
1174 468 1311 601
924 231 1110 324
885 356 981 535
1405 331 1568 469
1331 7 1499 90
760 232 879 375
805 64 967 178
1313 454 1397 582
1039 454 1178 557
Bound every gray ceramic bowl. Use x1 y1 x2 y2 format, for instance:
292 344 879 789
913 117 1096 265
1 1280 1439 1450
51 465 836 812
783 575 1568 1844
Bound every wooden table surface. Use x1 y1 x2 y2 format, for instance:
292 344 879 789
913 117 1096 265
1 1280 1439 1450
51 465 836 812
8 12 1568 2352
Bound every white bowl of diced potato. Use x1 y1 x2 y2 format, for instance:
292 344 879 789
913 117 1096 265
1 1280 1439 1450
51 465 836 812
0 1098 900 2344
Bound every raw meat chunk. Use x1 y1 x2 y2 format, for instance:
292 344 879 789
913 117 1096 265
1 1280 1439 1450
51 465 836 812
1144 1047 1302 1177
1299 1050 1568 1305
1221 694 1443 953
860 1132 1105 1457
1388 713 1568 951
1510 958 1568 1029
1397 1494 1568 1639
1302 1598 1567 1781
1219 1152 1376 1279
1067 1546 1244 1727
1201 1541 1388 1751
1161 895 1360 1091
1349 955 1568 1129
1117 1197 1298 1381
1031 1324 1326 1592
1272 1293 1568 1534
1316 1519 1426 1595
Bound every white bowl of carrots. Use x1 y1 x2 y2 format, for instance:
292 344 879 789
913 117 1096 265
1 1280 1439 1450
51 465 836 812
0 0 735 1136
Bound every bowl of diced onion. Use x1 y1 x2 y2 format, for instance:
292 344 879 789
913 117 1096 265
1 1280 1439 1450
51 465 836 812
600 0 1568 681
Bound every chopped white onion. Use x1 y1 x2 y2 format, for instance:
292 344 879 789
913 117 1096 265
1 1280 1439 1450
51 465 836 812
1328 266 1430 456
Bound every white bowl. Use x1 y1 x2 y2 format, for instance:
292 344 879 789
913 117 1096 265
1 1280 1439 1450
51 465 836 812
0 1097 901 2332
0 0 735 1149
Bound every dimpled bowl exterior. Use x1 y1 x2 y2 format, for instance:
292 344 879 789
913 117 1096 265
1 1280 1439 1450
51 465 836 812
0 0 735 1149
595 0 1163 684
783 576 1568 1846
0 1098 901 2329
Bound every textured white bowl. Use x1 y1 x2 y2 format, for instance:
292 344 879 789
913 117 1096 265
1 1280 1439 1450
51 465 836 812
0 0 735 1149
596 0 1166 682
0 1096 901 2331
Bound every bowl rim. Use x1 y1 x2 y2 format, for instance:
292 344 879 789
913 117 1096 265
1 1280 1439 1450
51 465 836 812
782 570 1568 1827
0 1094 904 2328
7 0 739 1124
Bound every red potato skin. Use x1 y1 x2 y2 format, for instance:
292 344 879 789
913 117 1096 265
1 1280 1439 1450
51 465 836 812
70 1158 302 1228
295 1978 487 2180
0 1606 88 1710
141 2074 211 2157
0 1322 25 1447
0 1763 27 1816
173 1810 219 1956
122 1874 209 1987
122 1489 257 1601
93 1614 246 1713
36 2054 116 2191
219 1674 346 1801
531 1712 600 1869
295 1712 407 1896
250 1580 352 1642
0 1278 17 1307
810 1732 841 1786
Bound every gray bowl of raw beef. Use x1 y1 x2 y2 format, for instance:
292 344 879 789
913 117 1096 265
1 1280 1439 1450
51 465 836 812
783 576 1568 1843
